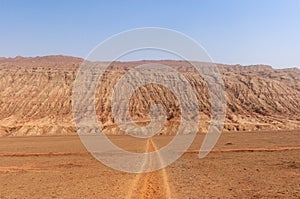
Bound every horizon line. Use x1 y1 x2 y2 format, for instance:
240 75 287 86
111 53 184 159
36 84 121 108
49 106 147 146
0 54 299 69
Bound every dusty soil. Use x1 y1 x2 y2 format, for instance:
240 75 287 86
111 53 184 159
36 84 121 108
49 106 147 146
0 130 299 198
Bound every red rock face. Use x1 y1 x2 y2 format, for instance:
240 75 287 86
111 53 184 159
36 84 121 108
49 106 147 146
0 56 299 136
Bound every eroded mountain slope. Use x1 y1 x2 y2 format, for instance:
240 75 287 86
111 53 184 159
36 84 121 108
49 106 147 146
0 56 299 136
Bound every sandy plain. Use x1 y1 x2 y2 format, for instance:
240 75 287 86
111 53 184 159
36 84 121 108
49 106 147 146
0 130 299 198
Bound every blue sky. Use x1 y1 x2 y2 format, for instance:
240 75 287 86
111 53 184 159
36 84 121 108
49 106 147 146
0 0 299 68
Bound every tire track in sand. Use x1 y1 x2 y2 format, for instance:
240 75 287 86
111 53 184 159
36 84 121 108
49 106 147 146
126 139 172 199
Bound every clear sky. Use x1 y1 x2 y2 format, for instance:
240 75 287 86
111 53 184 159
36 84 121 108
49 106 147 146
0 0 299 68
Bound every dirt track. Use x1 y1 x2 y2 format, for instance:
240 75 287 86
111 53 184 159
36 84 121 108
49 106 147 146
126 139 172 199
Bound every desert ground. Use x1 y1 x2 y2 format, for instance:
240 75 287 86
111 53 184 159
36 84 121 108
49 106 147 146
0 130 299 198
